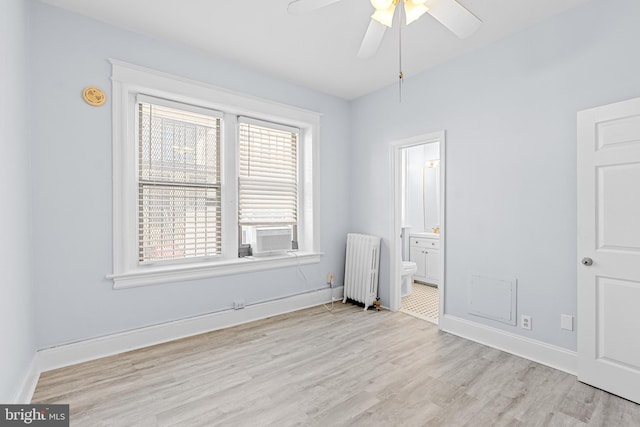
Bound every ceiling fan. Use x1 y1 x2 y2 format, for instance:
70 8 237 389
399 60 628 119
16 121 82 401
287 0 482 59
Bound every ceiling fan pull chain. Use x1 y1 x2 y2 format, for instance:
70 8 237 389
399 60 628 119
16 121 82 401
398 1 404 102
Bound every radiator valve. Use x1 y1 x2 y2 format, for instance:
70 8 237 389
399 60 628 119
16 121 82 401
374 297 381 311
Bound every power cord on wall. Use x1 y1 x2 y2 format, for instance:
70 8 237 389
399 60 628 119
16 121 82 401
289 251 335 312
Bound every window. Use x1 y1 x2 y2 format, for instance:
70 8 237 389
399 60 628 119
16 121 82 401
137 98 222 262
238 119 298 246
109 60 320 288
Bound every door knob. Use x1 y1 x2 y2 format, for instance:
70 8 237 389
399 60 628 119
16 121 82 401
581 257 593 266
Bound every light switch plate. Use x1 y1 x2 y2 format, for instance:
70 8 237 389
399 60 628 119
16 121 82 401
561 314 574 331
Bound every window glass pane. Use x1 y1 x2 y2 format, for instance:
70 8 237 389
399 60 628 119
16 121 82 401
138 103 219 185
238 122 298 229
138 101 221 262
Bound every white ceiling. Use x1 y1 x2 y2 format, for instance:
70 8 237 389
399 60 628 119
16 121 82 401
39 0 590 100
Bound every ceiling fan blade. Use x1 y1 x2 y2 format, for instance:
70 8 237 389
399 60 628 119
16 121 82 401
426 0 481 39
287 0 343 15
357 19 387 59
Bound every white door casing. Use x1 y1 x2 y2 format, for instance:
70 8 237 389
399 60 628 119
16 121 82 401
577 97 640 404
389 131 445 314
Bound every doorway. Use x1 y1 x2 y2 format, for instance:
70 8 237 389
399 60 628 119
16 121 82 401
388 131 445 323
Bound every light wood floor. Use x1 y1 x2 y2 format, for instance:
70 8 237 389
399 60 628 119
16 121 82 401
33 303 640 426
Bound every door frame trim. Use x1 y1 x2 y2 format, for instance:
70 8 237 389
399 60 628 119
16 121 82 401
388 131 446 315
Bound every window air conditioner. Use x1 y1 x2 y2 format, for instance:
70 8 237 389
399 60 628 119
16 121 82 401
253 227 292 256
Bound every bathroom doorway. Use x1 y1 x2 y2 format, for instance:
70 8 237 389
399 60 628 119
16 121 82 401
388 131 445 325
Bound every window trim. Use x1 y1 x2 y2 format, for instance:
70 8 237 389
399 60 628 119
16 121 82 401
108 60 321 289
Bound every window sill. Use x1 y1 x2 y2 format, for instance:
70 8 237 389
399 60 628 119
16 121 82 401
107 251 323 289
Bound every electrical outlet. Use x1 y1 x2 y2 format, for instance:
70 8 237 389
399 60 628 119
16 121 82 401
521 315 532 330
327 272 335 286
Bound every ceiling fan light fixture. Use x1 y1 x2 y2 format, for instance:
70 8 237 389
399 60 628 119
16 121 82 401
370 0 394 9
371 5 397 27
404 1 429 25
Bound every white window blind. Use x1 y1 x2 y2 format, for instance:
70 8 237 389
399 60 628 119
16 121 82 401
238 118 298 227
137 98 222 262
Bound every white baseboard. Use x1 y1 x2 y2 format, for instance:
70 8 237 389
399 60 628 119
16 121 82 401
439 314 577 375
13 355 40 404
38 286 343 373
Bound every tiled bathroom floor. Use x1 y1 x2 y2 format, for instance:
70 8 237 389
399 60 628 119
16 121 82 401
401 282 439 324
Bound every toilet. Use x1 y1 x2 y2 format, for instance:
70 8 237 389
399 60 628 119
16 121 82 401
401 261 417 297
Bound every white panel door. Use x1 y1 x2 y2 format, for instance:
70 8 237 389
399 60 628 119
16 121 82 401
577 97 640 404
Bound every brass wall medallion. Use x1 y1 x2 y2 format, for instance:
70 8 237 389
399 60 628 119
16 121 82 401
82 86 106 106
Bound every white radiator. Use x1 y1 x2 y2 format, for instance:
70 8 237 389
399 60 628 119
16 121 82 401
343 233 381 311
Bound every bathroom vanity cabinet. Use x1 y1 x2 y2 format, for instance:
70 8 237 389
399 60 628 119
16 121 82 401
409 235 440 285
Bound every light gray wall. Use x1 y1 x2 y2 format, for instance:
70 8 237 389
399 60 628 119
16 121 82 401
0 0 35 402
350 0 640 350
30 2 351 349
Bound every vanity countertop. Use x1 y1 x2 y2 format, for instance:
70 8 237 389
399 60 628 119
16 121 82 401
410 232 440 239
